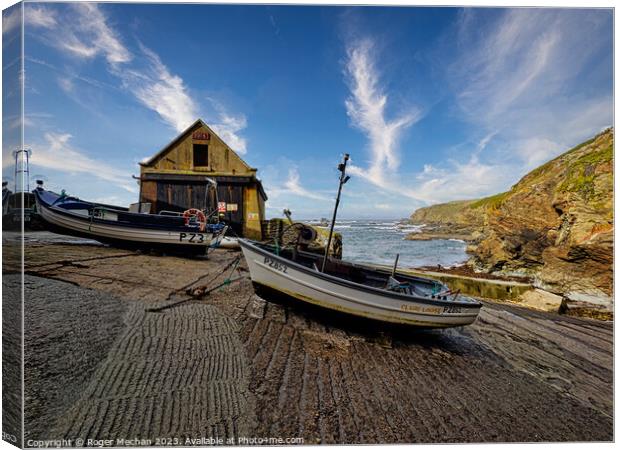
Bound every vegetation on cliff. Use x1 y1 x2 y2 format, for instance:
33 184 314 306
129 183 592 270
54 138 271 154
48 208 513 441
409 128 614 306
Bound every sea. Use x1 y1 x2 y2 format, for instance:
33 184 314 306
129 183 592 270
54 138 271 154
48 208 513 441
305 219 469 269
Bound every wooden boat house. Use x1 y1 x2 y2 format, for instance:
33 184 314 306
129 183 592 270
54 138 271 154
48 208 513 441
138 119 267 239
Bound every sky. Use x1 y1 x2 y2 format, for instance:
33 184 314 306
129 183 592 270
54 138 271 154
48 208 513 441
1 2 614 219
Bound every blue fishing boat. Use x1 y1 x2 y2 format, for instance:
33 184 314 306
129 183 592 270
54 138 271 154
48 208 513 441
34 187 227 255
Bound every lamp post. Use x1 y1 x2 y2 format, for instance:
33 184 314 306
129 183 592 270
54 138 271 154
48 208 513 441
321 153 350 273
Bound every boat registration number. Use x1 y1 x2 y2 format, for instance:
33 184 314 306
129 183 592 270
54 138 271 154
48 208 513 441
179 232 206 243
263 256 288 273
443 305 462 314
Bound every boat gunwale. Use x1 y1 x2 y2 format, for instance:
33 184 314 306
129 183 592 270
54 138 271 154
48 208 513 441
35 197 215 254
239 238 483 309
35 189 206 233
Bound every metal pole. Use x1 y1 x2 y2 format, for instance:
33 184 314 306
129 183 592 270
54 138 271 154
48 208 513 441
391 253 400 277
321 154 349 272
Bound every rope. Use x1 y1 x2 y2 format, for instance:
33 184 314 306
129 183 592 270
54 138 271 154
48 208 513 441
226 257 241 282
274 237 280 256
205 225 229 256
191 255 241 294
145 254 242 313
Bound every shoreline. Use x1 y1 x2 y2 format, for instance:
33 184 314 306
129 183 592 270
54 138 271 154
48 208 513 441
404 232 475 242
415 263 532 283
403 226 612 320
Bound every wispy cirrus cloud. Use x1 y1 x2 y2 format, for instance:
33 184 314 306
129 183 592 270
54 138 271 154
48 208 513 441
259 162 332 215
341 9 611 208
52 3 131 65
206 98 248 154
397 8 613 205
25 3 130 65
27 3 248 143
26 5 57 29
2 5 21 36
344 39 421 195
284 168 330 201
119 43 198 132
31 133 137 193
448 8 612 168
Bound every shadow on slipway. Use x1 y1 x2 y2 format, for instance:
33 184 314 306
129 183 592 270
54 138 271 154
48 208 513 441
252 283 482 355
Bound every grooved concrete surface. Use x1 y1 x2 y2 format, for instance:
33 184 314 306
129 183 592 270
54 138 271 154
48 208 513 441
52 302 253 441
4 232 613 445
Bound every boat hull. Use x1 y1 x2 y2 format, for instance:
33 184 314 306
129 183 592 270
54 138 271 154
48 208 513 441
239 239 481 328
35 193 221 255
217 236 240 249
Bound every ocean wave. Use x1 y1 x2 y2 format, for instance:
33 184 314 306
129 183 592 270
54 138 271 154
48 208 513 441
397 226 424 232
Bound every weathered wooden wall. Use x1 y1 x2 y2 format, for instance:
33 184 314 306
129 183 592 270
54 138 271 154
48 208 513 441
139 120 267 239
142 122 252 175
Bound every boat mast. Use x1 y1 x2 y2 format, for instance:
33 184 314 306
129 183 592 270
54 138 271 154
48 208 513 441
321 153 350 272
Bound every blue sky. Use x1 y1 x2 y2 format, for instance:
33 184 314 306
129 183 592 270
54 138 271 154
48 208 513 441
2 3 613 219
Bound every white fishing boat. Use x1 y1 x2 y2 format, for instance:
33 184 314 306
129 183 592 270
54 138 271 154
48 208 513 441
34 188 227 255
239 239 482 327
240 154 482 328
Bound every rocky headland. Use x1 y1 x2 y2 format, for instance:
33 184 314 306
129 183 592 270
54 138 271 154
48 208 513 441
407 128 613 313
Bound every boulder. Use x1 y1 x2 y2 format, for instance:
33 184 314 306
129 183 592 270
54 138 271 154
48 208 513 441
516 288 564 313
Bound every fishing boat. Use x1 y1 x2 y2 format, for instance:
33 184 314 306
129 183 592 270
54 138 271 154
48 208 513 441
240 154 482 328
240 239 481 327
34 187 227 255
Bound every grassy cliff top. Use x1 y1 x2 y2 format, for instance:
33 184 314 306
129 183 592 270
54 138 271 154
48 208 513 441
410 128 614 224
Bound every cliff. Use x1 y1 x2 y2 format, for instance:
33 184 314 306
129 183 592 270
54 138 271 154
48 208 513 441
407 196 500 241
409 128 613 307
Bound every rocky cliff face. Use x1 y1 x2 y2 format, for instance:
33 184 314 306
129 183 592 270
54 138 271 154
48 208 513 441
407 199 487 241
410 129 613 307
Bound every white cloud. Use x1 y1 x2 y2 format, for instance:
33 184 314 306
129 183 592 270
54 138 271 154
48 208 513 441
212 113 247 154
410 155 510 203
374 203 392 210
408 8 614 204
31 4 248 148
26 5 57 29
30 133 137 193
511 137 563 169
449 8 612 153
57 77 74 94
283 168 330 201
53 3 131 65
119 44 198 133
344 38 420 190
3 6 20 36
3 115 24 131
206 98 248 154
61 35 99 60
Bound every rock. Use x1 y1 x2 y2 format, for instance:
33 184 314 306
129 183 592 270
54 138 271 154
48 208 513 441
248 294 266 319
404 231 475 241
408 128 613 310
516 288 564 313
562 298 613 320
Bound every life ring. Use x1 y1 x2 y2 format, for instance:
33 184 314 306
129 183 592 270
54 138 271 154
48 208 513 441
183 208 206 232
